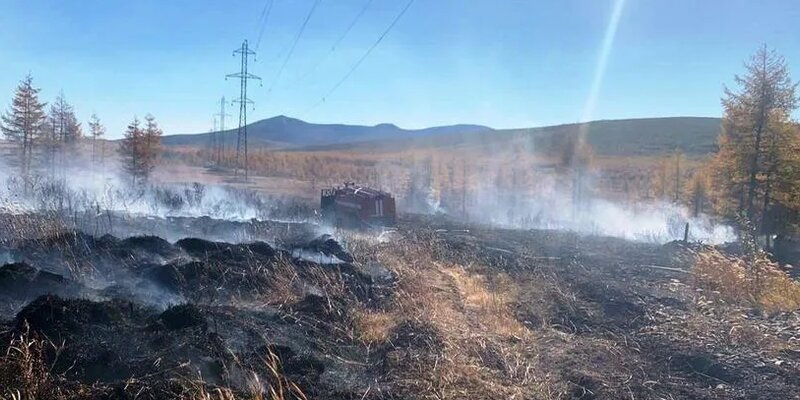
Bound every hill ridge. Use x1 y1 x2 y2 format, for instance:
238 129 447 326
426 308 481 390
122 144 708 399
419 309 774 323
161 115 492 149
161 115 721 157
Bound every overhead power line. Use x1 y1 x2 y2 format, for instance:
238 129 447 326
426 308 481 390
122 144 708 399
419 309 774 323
266 0 321 93
254 0 275 52
284 0 374 89
310 0 415 110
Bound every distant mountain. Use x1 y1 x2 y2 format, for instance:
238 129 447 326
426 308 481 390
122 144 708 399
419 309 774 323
304 116 722 157
163 115 722 157
161 115 492 148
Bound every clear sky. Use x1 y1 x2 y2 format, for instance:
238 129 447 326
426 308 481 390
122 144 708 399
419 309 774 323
1 0 799 138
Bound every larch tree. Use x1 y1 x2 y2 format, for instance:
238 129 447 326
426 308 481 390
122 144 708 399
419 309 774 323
119 114 162 185
141 114 163 180
673 150 684 204
707 126 747 217
1 75 47 180
650 150 685 204
759 120 800 240
685 167 711 217
118 117 144 185
713 45 799 242
88 113 106 167
45 92 82 176
722 46 797 216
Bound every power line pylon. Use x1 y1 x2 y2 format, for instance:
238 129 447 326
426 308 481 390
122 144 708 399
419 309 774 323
209 117 217 164
214 96 231 166
226 41 261 180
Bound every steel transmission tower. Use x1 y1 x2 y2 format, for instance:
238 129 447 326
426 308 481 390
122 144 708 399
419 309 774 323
214 96 230 166
209 117 217 164
226 41 261 180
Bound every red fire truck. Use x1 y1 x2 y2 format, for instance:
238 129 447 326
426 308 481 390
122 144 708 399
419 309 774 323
320 182 396 228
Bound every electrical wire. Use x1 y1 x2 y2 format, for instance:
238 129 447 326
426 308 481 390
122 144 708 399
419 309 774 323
284 0 374 89
266 0 322 93
254 0 275 52
308 0 414 111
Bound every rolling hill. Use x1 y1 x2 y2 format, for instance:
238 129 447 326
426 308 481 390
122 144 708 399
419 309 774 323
161 115 492 149
299 116 723 157
162 116 722 157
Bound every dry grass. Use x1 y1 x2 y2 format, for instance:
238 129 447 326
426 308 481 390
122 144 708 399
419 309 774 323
258 258 303 307
0 323 73 400
352 309 397 344
442 266 528 338
365 233 549 398
0 212 70 242
260 347 307 400
693 247 800 313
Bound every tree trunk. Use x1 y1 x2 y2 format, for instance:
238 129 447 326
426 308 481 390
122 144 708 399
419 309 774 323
746 100 767 222
761 144 778 251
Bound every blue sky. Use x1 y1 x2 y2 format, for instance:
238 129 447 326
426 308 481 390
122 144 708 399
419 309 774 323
1 0 799 138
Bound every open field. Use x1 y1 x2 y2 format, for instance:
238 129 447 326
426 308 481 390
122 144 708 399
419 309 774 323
158 116 719 208
159 146 706 217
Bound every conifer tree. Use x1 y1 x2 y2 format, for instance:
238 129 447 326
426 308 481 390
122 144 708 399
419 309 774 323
44 92 82 176
119 117 144 185
118 114 162 185
711 45 800 241
88 113 106 166
141 114 163 180
720 45 797 221
1 75 47 179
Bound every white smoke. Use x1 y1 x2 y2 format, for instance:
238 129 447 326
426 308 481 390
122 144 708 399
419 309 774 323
462 173 735 245
0 160 303 223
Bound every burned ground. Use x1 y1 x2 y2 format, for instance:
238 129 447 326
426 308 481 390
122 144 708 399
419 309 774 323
0 214 799 399
402 216 800 399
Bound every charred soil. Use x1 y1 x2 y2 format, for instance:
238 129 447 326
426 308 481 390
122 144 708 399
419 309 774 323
0 214 798 399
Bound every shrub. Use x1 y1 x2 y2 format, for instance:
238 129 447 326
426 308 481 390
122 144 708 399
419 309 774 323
692 247 800 313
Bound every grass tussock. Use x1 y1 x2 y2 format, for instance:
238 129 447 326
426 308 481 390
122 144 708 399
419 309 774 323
352 309 397 344
693 247 800 313
0 323 74 400
442 267 528 338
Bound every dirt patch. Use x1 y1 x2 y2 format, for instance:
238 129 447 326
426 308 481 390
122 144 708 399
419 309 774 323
0 262 68 293
120 235 182 259
15 295 147 339
670 353 740 383
0 265 79 318
156 303 207 330
176 237 280 262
